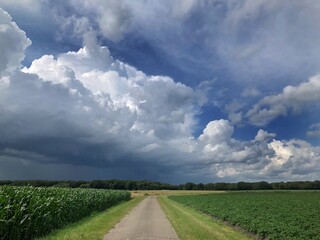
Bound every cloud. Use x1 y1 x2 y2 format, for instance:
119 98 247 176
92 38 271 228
241 87 260 97
255 129 276 142
224 101 244 125
264 139 320 178
247 74 320 126
3 0 320 88
198 121 271 168
307 123 320 137
216 0 320 84
211 138 320 181
199 119 234 144
0 8 31 74
0 0 43 13
19 41 203 155
1 7 320 182
64 0 132 42
0 8 203 181
39 0 196 43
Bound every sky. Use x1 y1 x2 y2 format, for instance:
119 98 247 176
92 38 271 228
0 0 319 184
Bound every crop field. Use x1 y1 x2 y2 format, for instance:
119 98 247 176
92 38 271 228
0 186 130 240
169 191 320 240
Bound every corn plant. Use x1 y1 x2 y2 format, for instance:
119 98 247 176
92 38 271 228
0 186 130 240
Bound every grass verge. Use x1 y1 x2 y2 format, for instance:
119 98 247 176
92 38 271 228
39 197 144 240
159 196 253 240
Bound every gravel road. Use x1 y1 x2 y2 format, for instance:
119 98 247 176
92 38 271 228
104 196 179 240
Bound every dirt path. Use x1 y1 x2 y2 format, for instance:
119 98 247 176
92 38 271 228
104 196 179 240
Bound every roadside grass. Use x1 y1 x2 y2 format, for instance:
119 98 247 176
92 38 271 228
39 197 144 240
159 196 253 240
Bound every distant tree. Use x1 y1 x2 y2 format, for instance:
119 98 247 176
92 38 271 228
89 180 107 189
53 182 71 188
184 182 195 190
236 181 252 190
215 182 229 190
112 180 126 190
1 179 319 191
125 181 137 190
0 180 12 186
252 181 272 190
79 183 90 188
313 180 320 189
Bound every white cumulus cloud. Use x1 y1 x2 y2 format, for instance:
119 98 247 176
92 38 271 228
0 8 31 74
247 74 320 126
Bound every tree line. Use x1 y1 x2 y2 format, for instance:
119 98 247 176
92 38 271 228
1 179 320 190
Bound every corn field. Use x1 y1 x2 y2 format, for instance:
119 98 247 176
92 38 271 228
0 186 131 240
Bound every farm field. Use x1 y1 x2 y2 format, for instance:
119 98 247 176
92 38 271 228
0 186 130 240
169 191 320 240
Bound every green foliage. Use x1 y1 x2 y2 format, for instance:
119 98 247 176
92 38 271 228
0 179 178 190
170 192 320 240
1 180 320 190
0 186 130 240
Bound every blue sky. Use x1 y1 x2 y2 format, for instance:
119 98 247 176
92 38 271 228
0 0 319 183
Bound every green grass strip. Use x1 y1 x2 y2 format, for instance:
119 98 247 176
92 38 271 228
159 196 253 240
39 197 144 240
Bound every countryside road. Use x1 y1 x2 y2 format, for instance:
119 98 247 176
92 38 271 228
104 196 179 240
